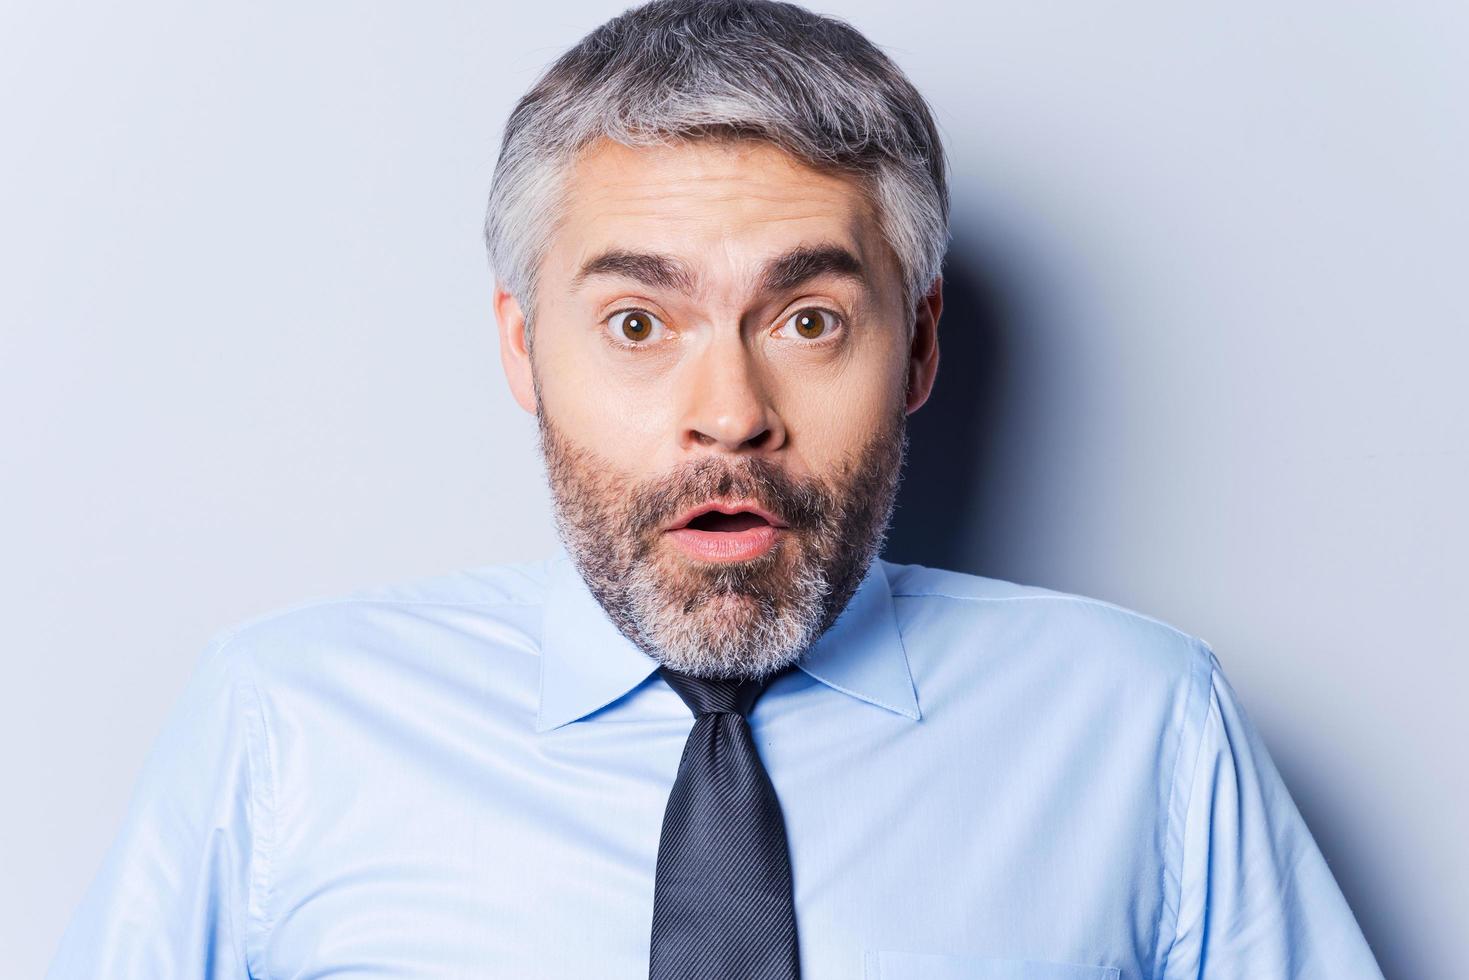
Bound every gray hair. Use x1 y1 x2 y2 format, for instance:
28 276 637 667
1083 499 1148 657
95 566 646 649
483 0 949 340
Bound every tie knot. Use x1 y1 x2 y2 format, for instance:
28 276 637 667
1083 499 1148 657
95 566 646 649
659 664 791 719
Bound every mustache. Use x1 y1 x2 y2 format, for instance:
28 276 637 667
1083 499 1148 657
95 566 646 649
626 455 832 536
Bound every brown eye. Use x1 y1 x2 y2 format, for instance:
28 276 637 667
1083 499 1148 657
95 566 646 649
608 309 664 345
784 307 838 340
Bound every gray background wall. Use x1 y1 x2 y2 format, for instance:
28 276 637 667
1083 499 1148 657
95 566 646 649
2 2 1462 976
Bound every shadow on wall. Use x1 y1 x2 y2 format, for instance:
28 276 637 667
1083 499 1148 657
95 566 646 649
883 240 1402 979
885 239 1012 575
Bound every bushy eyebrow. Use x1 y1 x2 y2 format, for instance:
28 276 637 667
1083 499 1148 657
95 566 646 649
760 243 865 293
571 242 865 296
572 250 694 293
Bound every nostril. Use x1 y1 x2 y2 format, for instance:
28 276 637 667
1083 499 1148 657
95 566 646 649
745 428 776 450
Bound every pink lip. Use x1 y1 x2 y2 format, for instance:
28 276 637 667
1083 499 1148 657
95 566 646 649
665 524 783 562
665 500 789 531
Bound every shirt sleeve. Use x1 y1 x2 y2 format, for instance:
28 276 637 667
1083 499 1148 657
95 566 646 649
44 630 271 979
1161 648 1383 979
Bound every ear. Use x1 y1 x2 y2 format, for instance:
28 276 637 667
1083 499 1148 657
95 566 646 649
904 276 943 413
494 284 538 416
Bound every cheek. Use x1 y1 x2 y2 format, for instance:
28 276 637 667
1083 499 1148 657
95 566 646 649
775 361 902 467
537 351 672 467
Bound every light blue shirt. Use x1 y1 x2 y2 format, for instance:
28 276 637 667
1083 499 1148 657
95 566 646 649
47 545 1383 979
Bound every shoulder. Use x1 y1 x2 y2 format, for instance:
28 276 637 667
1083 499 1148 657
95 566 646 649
205 555 556 681
880 558 1215 689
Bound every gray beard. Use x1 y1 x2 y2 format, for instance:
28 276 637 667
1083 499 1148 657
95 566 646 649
535 398 909 681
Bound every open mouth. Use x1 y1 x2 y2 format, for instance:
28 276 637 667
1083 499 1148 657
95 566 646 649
685 510 773 532
665 504 786 562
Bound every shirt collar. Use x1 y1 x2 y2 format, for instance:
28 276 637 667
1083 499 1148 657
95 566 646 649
535 542 922 733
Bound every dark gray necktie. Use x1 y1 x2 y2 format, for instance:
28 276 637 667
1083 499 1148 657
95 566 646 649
649 664 801 979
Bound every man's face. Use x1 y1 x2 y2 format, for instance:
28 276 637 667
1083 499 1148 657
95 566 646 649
496 138 939 679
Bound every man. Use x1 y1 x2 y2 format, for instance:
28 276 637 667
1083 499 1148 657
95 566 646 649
47 1 1384 977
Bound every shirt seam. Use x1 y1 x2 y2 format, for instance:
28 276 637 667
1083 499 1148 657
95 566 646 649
890 590 1204 646
219 628 279 976
1155 650 1219 979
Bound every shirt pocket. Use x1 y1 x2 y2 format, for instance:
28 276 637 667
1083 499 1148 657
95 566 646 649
864 950 1121 980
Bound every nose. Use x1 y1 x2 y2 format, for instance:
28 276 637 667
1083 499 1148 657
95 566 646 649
677 333 786 454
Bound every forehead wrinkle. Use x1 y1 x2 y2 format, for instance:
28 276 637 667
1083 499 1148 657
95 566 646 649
558 142 896 309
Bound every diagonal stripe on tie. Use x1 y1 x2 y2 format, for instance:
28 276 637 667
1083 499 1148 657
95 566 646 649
649 664 802 979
